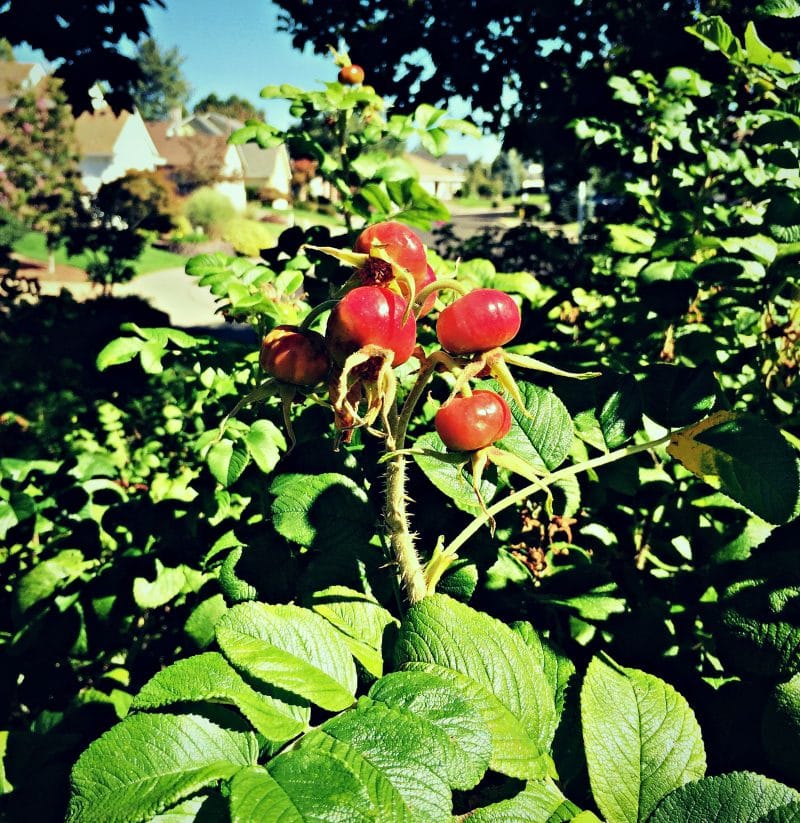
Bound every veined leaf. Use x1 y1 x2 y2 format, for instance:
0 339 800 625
216 602 357 712
512 622 576 717
667 411 800 525
67 713 258 823
132 652 307 741
464 778 582 822
308 586 398 679
369 669 492 790
318 699 454 821
581 656 706 823
648 772 800 822
395 594 558 778
230 760 374 823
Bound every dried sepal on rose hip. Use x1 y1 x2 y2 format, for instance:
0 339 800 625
259 325 330 386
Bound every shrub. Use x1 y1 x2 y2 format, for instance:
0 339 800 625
183 186 237 235
221 217 279 256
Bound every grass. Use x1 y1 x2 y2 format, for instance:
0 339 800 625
14 232 188 275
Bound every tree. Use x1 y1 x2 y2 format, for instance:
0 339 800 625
0 38 14 61
0 0 159 114
272 0 798 182
490 149 525 198
194 93 264 122
67 170 177 293
132 38 191 121
0 76 84 272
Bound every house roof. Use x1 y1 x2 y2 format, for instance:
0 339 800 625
0 61 47 112
406 153 466 182
74 108 131 156
146 120 230 167
180 112 289 180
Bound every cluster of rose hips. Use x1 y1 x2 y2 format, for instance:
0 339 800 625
259 220 523 453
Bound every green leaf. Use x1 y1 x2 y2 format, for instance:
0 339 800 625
184 594 228 649
67 713 258 823
667 412 800 525
686 16 742 58
763 673 800 783
640 364 721 428
269 472 375 550
757 0 800 17
15 549 93 614
132 652 307 741
718 550 800 678
291 731 416 821
95 336 142 371
133 560 200 610
464 778 582 821
395 594 558 778
318 700 454 821
230 760 374 823
512 622 576 717
412 431 498 515
744 21 800 72
491 380 574 471
207 439 250 487
245 419 285 475
308 586 398 679
581 655 706 823
148 793 226 822
216 602 357 712
648 772 800 822
369 669 492 790
608 224 656 254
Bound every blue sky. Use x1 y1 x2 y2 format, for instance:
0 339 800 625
15 0 499 160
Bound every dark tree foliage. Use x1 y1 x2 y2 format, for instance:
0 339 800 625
0 0 163 114
194 92 265 121
272 0 796 177
133 38 191 120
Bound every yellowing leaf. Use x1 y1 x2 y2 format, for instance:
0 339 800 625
666 410 737 486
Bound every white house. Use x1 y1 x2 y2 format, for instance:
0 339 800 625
405 153 466 200
74 106 165 194
145 119 247 211
183 111 292 200
0 61 46 111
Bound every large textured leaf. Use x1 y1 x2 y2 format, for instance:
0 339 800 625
230 760 374 823
216 602 357 712
648 772 800 822
465 779 582 822
368 669 492 790
319 699 454 821
308 586 399 678
668 411 800 524
581 656 706 823
67 713 258 823
412 431 498 515
763 673 800 783
512 622 576 717
132 652 307 741
718 551 800 678
394 594 557 778
269 473 376 550
489 379 574 470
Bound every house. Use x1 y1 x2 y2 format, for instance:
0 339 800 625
145 120 247 211
182 111 292 200
74 106 165 194
0 61 46 111
405 153 466 200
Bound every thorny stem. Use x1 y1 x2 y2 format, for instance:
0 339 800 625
384 402 428 605
441 431 674 560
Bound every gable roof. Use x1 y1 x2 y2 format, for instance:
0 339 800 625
74 108 131 156
180 112 289 180
146 120 231 167
0 61 47 111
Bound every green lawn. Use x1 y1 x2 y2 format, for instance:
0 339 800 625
14 232 188 275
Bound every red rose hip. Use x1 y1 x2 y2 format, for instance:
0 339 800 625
338 64 365 85
354 221 428 286
325 286 417 366
260 325 330 386
435 390 512 451
436 289 521 354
